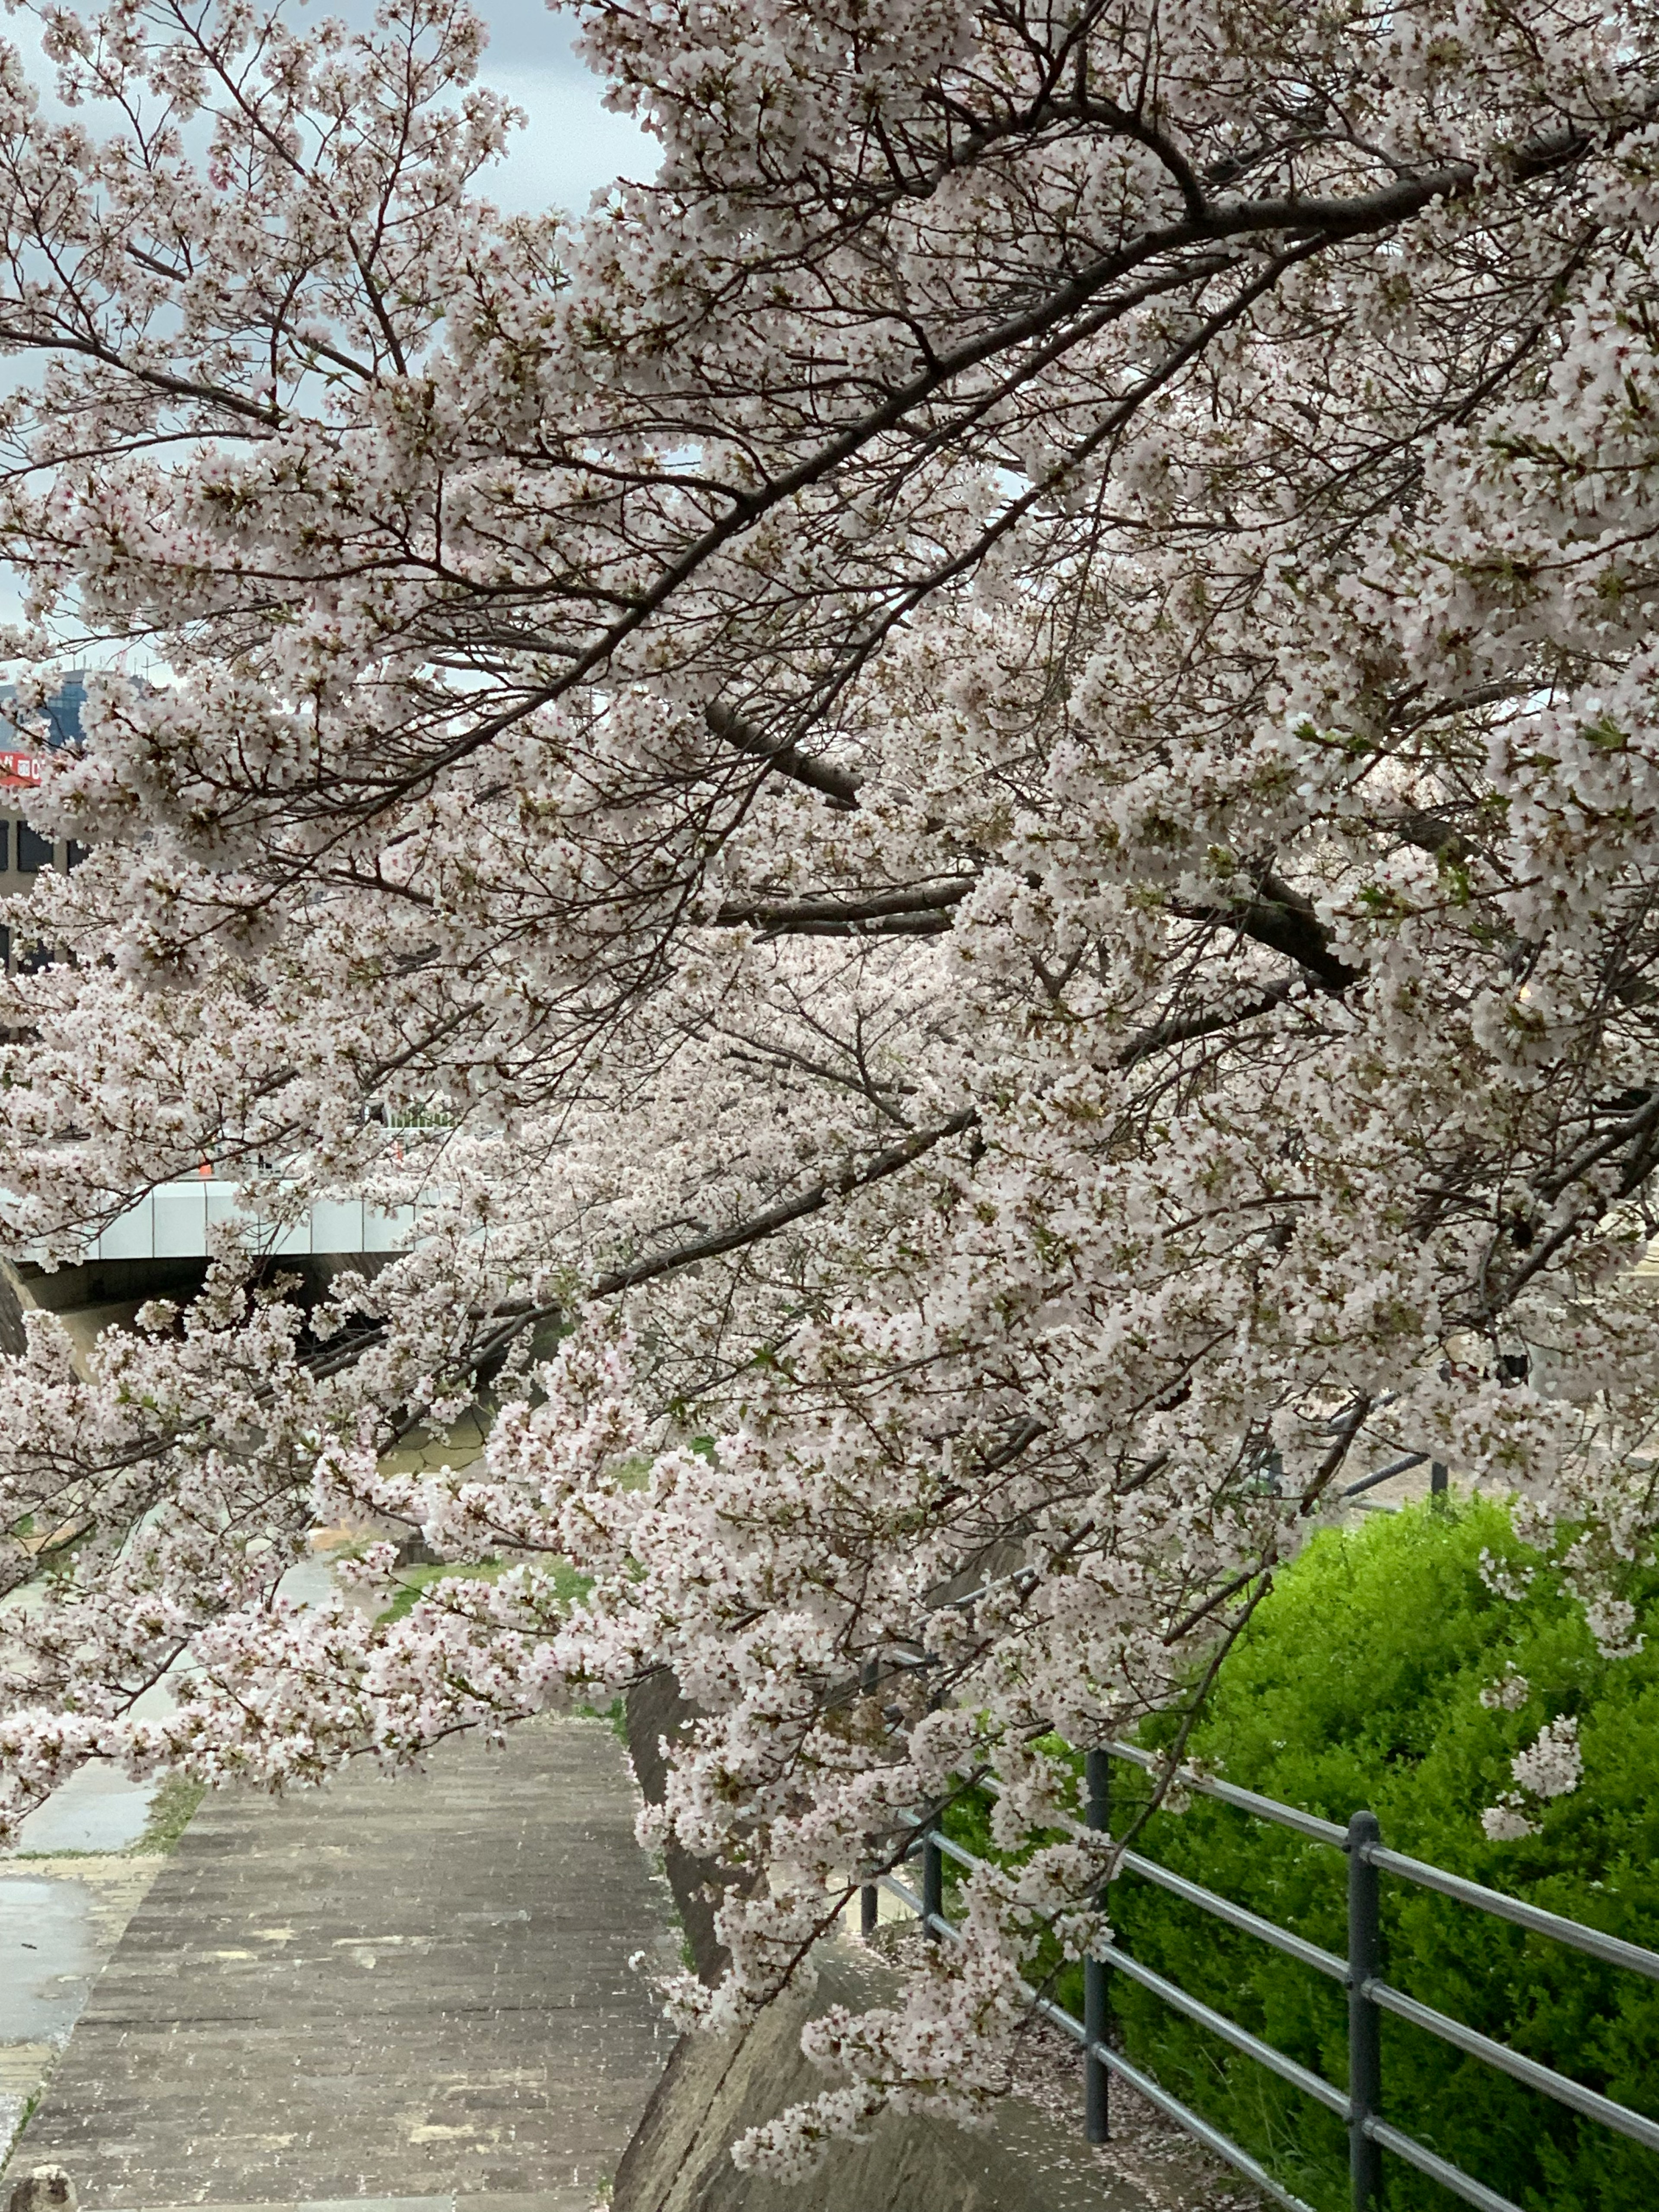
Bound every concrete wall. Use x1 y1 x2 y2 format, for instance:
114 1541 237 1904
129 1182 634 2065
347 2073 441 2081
612 1945 1154 2212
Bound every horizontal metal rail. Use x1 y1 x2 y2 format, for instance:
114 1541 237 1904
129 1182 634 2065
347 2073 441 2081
880 1866 956 1947
1104 1738 1350 1846
1089 2040 1320 2212
1366 1978 1659 2153
881 1872 924 1916
1105 1743 1659 1978
1101 1943 1350 2118
1031 1992 1322 2212
927 1827 979 1873
1364 1841 1659 1982
1116 1845 1349 1981
1341 1451 1428 1499
1363 2117 1526 2212
869 1740 1659 2212
885 1860 1322 2212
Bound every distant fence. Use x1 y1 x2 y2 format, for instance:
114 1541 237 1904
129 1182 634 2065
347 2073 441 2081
863 1742 1659 2212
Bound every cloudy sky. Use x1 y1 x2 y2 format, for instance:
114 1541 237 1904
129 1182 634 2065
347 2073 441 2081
468 0 656 213
0 3 655 646
4 1 656 218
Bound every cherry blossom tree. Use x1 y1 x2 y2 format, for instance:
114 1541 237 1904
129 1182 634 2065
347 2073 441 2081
2 0 1659 2159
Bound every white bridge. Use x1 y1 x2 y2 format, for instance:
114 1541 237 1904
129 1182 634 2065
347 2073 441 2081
70 1176 416 1262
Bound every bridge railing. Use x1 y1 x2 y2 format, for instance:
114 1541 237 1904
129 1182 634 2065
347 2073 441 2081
56 1176 418 1262
864 1742 1659 2212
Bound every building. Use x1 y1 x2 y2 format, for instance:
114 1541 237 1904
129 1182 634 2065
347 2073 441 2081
0 674 89 971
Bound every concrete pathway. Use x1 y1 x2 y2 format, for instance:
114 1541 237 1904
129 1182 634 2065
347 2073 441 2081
3 1721 677 2212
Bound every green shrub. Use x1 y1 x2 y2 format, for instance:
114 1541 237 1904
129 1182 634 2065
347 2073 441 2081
1094 1497 1659 2212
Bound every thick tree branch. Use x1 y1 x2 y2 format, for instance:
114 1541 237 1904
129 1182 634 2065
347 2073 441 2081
1172 876 1362 993
712 689 1359 998
705 703 863 809
592 1111 979 1295
712 880 973 937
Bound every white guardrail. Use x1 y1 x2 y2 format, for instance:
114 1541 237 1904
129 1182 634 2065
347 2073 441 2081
62 1177 416 1262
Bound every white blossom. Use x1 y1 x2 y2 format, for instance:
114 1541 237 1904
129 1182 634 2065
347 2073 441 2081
1482 1715 1584 1840
1478 1669 1530 1713
1509 1715 1583 1802
1480 1803 1540 1843
0 0 1652 2145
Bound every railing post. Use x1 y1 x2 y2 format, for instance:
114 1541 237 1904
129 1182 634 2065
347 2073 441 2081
1347 1809 1384 2211
859 1659 880 1938
922 1827 944 1939
1430 1460 1449 1503
859 1871 880 1937
1084 1747 1111 2143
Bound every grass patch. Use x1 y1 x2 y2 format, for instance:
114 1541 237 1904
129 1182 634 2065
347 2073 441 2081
6 1773 206 1860
378 1554 591 1623
574 1695 629 1740
5 2089 41 2161
136 1774 205 1853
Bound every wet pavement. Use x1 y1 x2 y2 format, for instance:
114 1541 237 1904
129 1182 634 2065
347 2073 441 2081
0 1857 166 2164
10 1767 158 1856
0 1549 395 2173
0 1875 98 2042
2 1721 677 2212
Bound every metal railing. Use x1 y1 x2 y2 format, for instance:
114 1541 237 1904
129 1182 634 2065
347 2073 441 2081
861 1742 1659 2212
1339 1451 1447 1505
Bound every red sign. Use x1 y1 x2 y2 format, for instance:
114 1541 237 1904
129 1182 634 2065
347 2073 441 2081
0 749 41 788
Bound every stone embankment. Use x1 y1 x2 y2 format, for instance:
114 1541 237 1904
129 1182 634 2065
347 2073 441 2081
617 1675 1255 2212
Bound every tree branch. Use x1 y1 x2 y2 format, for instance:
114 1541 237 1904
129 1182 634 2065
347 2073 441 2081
1172 875 1362 993
705 703 862 810
1114 977 1301 1067
712 881 973 938
592 1111 979 1295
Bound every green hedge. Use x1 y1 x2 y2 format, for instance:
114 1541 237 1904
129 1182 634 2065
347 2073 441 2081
1089 1499 1659 2211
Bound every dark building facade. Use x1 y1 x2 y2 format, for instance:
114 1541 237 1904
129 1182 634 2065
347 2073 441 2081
0 675 88 968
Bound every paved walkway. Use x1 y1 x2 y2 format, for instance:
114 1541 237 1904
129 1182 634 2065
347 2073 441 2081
3 1721 676 2212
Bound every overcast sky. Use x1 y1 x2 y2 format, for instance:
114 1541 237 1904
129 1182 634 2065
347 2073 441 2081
0 3 653 651
5 1 656 219
470 0 656 214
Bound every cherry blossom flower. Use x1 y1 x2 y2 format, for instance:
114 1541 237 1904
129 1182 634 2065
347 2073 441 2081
0 0 1655 2156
